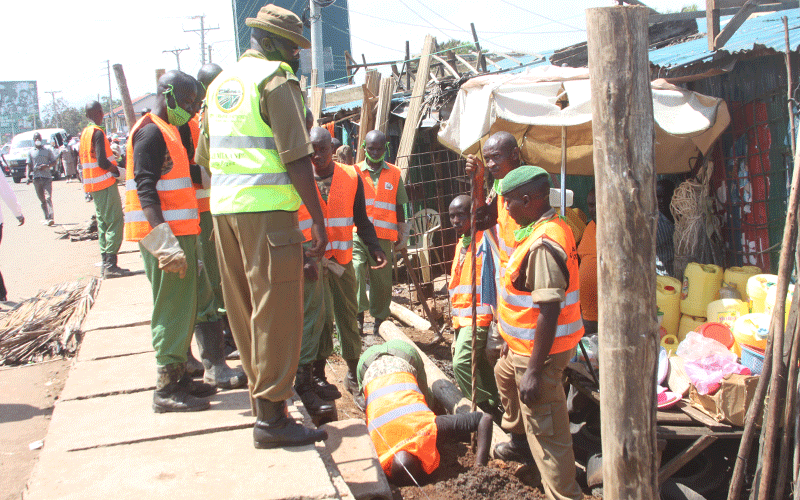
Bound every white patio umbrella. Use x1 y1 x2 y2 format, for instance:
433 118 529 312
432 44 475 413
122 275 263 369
438 65 731 209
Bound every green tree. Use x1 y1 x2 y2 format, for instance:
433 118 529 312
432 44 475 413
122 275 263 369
41 98 90 136
439 39 476 55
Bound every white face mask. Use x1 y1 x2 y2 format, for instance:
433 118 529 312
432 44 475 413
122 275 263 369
34 140 42 147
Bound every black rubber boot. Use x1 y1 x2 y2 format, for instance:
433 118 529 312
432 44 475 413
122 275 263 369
311 359 341 401
494 433 534 463
153 363 211 413
344 359 365 411
372 318 384 336
103 253 131 279
178 367 218 398
294 364 336 416
186 345 205 378
253 399 328 449
195 320 247 389
221 316 239 360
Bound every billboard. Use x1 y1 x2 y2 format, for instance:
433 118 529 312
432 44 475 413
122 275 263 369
0 81 40 141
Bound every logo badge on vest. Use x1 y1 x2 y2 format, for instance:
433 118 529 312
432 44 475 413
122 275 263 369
384 182 393 191
215 78 245 113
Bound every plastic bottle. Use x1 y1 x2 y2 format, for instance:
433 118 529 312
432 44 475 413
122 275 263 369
680 263 723 317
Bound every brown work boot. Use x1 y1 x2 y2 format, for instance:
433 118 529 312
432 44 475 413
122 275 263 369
253 399 327 449
153 363 211 413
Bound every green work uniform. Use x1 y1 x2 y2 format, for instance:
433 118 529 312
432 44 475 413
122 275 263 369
140 235 199 366
452 325 499 408
352 163 408 322
93 184 124 255
198 210 224 319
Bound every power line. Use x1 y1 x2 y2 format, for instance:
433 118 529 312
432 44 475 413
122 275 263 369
44 90 62 127
162 47 190 70
495 0 584 31
185 14 219 66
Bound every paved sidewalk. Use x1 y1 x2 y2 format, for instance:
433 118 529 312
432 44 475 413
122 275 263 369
22 243 375 500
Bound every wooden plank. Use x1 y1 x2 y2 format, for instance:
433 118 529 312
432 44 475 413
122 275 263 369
395 35 435 180
658 435 718 485
355 70 381 164
717 0 794 8
622 0 659 13
311 87 324 127
430 54 460 78
325 86 365 108
707 0 721 51
375 77 397 134
455 54 479 74
714 0 761 49
587 7 658 499
649 2 791 23
680 402 734 431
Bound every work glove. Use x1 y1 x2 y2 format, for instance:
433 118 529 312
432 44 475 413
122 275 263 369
139 222 188 279
394 221 412 251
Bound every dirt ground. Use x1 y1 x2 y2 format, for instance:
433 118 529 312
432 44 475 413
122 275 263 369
329 312 601 500
0 180 102 500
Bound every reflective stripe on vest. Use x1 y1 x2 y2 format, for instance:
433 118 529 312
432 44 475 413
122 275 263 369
297 163 359 264
448 232 493 328
79 125 117 193
123 113 200 242
358 161 400 241
497 216 584 356
496 194 519 266
365 371 440 477
205 56 301 214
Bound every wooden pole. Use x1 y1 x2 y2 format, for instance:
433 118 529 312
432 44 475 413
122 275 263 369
587 6 658 499
756 111 800 500
355 70 381 164
112 64 136 130
389 300 431 331
470 23 486 73
785 16 796 158
399 247 441 341
405 41 411 91
375 77 397 134
155 69 165 87
774 287 800 500
396 35 435 180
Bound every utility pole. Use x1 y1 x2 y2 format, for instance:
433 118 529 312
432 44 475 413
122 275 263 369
104 60 114 132
185 14 218 66
162 47 190 70
44 90 62 128
310 0 325 88
207 43 213 64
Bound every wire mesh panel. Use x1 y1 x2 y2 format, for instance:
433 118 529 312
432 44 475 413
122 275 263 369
395 130 470 332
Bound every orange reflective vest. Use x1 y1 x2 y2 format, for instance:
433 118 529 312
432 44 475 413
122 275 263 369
449 231 492 329
365 370 440 477
297 162 358 264
498 215 584 356
123 113 200 242
79 124 117 193
357 161 400 241
188 113 210 213
496 194 520 268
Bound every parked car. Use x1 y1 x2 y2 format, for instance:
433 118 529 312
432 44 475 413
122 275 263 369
5 128 68 183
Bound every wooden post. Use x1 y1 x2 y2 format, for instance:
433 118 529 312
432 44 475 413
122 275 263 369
405 41 411 91
112 64 136 130
311 87 324 127
375 76 397 134
396 35 435 180
155 69 165 86
355 70 381 164
706 0 720 50
470 23 487 73
785 16 796 158
587 6 658 499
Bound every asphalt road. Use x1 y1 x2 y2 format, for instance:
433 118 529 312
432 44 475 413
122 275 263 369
1 177 114 302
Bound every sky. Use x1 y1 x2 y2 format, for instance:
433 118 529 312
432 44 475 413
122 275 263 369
0 0 695 117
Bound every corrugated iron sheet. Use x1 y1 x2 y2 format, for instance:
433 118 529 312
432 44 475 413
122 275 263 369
650 8 800 69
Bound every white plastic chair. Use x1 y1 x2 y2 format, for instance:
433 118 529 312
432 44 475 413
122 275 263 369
403 208 441 283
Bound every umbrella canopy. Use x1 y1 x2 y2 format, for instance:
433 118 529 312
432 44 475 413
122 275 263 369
438 65 730 176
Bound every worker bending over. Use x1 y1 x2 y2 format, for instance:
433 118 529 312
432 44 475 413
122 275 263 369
494 166 584 500
357 339 492 485
447 195 500 414
297 127 387 416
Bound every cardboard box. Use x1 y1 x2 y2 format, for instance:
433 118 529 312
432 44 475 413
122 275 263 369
689 373 760 427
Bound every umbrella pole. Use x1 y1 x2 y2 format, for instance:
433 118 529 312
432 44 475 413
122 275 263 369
561 125 567 212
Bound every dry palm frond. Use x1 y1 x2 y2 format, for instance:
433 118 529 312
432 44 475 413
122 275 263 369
0 278 100 365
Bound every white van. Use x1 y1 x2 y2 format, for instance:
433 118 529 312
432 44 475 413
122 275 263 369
3 128 68 183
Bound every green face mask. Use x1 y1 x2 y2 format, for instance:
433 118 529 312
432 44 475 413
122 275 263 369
363 141 390 164
163 84 192 127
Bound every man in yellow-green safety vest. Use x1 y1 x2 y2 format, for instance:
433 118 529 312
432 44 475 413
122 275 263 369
195 3 328 450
